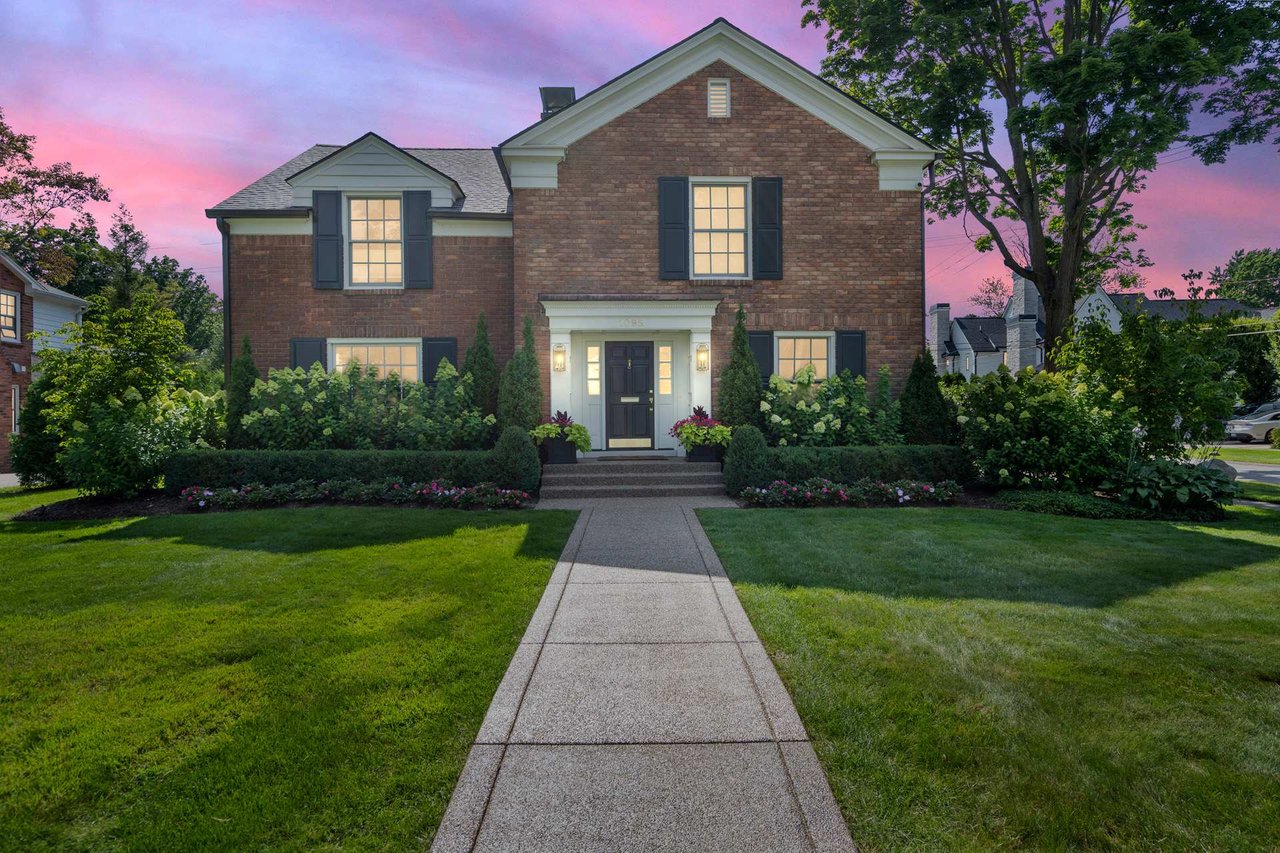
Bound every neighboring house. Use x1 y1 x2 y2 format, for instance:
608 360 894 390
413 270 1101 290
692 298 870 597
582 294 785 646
207 18 937 452
929 275 1045 378
0 249 87 473
1074 287 1274 331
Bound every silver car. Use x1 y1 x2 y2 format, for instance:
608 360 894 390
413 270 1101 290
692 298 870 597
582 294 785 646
1225 409 1280 443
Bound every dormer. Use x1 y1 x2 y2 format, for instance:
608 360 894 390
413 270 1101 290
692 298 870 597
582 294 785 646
285 132 463 210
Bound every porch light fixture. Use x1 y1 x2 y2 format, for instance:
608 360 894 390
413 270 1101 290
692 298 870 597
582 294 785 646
695 343 710 372
552 343 567 372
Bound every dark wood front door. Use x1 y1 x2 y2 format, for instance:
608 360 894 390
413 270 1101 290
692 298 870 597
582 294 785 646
605 341 654 449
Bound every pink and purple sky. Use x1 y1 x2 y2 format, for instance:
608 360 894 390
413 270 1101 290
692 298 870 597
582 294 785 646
2 0 1276 312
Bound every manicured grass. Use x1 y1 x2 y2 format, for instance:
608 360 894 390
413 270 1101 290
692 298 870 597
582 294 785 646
1213 446 1280 465
0 488 575 850
1237 479 1280 505
699 506 1280 851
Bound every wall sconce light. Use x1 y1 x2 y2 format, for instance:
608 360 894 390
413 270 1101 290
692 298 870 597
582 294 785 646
552 343 567 372
695 343 710 372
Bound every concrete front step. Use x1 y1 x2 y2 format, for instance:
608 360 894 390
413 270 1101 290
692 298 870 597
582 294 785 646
539 482 727 500
542 469 724 487
567 460 721 475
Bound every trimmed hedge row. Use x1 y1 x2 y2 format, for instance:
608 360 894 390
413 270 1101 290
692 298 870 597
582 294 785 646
724 425 973 494
164 426 541 494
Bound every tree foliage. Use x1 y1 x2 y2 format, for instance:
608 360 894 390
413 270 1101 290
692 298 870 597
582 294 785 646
226 337 260 449
463 312 499 416
802 0 1279 364
717 305 763 427
1210 248 1280 308
1225 318 1278 406
899 352 959 445
497 316 543 432
969 276 1011 316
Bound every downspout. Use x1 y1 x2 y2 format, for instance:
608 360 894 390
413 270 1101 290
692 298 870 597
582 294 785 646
921 161 934 353
216 217 232 382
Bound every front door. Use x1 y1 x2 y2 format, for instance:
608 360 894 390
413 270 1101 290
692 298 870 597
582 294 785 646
605 341 654 449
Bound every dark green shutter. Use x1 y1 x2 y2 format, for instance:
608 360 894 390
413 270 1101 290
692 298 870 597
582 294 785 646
747 331 773 383
312 190 342 289
422 337 457 384
290 337 327 370
658 177 689 280
404 191 433 289
835 331 867 378
752 177 782 280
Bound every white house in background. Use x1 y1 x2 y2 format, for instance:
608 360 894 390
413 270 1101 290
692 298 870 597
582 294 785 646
929 275 1045 378
1074 286 1274 330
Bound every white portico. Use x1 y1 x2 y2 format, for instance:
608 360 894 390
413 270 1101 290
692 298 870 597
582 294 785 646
541 298 720 452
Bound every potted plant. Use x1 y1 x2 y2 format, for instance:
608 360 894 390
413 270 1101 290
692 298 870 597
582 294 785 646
670 406 732 462
530 411 592 464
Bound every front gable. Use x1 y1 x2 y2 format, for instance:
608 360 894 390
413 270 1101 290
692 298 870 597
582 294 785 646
286 132 462 209
500 18 937 191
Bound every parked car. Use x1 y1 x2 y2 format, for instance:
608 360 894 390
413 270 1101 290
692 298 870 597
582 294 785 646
1233 400 1280 419
1225 409 1280 443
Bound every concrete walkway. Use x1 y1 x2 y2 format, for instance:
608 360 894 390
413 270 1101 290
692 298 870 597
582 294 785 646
432 497 855 852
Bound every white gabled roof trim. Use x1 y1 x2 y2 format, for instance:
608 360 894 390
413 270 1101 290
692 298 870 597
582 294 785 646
501 19 937 191
0 249 87 307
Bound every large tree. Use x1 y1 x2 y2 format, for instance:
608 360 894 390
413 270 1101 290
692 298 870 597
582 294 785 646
1210 247 1280 307
802 0 1280 365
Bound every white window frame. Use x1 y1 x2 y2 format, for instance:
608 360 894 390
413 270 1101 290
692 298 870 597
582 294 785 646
0 291 19 343
707 78 731 117
689 176 751 280
327 337 422 383
773 331 835 380
343 193 405 291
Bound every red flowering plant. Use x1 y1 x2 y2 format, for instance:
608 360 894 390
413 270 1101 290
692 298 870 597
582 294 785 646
530 410 592 454
669 406 732 452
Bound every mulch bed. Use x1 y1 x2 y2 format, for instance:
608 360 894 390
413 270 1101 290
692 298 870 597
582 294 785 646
13 491 186 522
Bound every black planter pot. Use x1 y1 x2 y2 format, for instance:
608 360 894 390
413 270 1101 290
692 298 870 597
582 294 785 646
544 436 578 464
686 443 722 463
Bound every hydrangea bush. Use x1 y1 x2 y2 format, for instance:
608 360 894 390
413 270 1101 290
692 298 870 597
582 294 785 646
740 477 961 508
179 478 531 511
759 365 900 447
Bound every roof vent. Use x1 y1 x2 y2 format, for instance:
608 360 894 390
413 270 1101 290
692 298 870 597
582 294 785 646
539 87 577 120
707 79 731 117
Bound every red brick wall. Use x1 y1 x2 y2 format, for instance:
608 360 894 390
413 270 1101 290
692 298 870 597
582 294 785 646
0 264 34 474
227 234 515 373
513 60 924 407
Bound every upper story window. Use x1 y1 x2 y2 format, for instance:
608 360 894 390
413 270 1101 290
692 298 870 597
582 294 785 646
0 291 18 343
331 339 420 382
707 79 730 117
777 335 830 380
692 182 748 277
349 197 402 287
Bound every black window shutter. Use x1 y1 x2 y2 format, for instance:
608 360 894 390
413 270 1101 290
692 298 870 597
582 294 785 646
404 191 433 289
290 337 327 370
312 190 343 289
835 331 867 378
422 337 457 384
752 177 783 280
747 331 774 384
657 177 689 280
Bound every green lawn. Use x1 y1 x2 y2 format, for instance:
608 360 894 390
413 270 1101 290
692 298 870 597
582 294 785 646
1213 446 1280 465
699 506 1280 852
0 488 575 851
1238 480 1280 505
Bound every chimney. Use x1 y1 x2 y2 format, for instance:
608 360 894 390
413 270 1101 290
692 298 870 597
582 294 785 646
928 303 951 373
539 87 576 120
1007 313 1039 373
1009 274 1042 320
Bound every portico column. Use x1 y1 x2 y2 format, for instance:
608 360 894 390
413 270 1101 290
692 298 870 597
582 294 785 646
549 331 572 418
690 330 712 416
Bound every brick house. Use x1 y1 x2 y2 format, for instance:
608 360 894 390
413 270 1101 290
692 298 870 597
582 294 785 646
207 19 936 452
0 250 87 473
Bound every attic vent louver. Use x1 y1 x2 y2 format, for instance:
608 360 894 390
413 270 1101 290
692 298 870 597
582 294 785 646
539 86 577 120
707 79 730 117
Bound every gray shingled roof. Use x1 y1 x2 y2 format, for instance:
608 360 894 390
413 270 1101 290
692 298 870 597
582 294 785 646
1110 293 1262 321
954 316 1046 352
208 145 511 216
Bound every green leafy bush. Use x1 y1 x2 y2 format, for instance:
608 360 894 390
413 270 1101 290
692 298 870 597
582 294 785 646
498 316 543 431
10 372 68 486
179 479 531 512
899 352 959 444
740 477 961 507
998 489 1226 522
1104 458 1237 512
490 426 542 492
531 412 592 454
464 312 499 415
226 337 259 449
952 368 1134 490
165 448 494 494
241 360 493 451
761 367 869 446
717 305 762 428
724 425 772 495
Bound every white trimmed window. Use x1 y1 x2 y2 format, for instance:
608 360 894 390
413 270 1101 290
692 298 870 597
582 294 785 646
0 291 18 342
348 197 403 287
330 339 420 382
707 79 730 117
691 181 748 277
777 335 830 380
